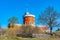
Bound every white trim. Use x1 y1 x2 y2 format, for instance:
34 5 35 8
25 15 35 17
24 12 35 17
37 25 47 27
14 24 22 26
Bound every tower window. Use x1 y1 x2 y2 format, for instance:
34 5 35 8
30 21 32 25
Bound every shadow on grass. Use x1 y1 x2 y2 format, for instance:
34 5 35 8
17 34 33 38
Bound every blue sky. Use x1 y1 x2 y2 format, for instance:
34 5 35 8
0 0 60 31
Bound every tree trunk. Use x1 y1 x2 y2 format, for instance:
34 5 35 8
50 27 53 35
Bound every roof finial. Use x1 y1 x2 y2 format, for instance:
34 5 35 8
26 4 29 12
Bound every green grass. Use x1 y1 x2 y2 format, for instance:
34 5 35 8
0 36 60 40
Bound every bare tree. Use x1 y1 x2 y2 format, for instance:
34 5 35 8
32 26 39 34
8 16 19 28
38 7 60 35
0 25 1 29
22 24 33 37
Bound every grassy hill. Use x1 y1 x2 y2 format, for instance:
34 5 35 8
0 28 60 40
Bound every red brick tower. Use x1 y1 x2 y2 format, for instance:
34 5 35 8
23 12 35 25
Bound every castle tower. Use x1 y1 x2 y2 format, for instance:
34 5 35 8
23 12 35 25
